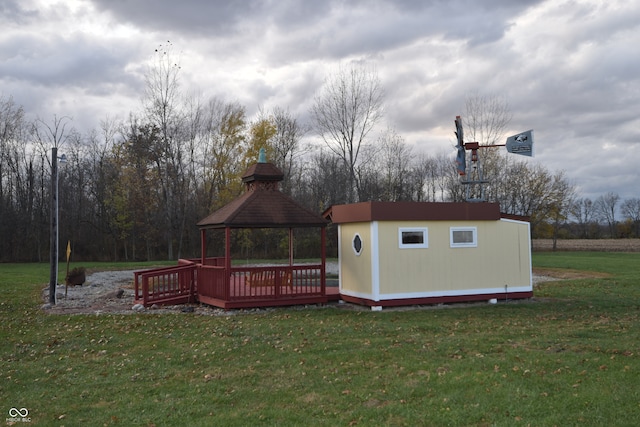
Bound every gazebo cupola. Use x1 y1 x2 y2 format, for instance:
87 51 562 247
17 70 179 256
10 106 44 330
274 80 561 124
241 148 284 192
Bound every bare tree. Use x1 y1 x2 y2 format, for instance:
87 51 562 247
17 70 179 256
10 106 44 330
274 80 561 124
0 95 41 261
407 153 433 202
464 92 512 146
141 42 188 259
82 117 124 259
621 198 640 237
32 114 72 154
0 96 27 214
143 42 183 144
372 127 413 201
271 106 310 194
456 93 512 201
429 151 460 202
353 144 383 202
311 63 384 202
183 92 206 189
546 172 576 250
595 192 620 237
571 197 596 238
302 148 351 211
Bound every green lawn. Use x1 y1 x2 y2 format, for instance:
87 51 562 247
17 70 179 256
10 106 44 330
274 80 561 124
1 254 639 426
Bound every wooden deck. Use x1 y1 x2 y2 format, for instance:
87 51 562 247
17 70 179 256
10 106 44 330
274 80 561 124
134 262 338 309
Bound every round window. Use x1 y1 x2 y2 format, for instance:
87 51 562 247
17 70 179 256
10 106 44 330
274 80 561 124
352 234 363 256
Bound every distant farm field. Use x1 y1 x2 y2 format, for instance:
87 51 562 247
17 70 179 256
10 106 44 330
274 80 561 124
533 238 640 252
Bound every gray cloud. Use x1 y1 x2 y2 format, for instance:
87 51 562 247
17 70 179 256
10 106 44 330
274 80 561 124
90 0 252 35
0 0 638 202
0 0 40 25
0 33 140 89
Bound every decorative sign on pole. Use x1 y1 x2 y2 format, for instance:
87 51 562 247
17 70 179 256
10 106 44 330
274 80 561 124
505 130 534 157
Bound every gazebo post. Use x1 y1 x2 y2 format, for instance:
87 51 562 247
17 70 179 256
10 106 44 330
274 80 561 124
200 228 206 265
225 226 231 300
288 227 294 266
225 227 231 270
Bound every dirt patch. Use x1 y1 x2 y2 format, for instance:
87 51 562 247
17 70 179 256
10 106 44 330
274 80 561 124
532 267 611 281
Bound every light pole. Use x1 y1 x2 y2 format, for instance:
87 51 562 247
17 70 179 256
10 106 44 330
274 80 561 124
49 147 67 305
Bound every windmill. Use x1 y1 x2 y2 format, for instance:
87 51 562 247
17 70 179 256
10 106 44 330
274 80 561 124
453 115 534 202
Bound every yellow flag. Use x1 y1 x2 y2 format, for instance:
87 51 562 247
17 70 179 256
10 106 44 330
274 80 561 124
66 240 71 262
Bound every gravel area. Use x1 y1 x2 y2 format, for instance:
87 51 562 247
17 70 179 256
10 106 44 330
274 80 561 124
41 263 556 315
42 269 144 315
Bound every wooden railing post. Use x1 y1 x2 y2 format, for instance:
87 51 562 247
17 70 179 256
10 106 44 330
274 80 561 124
134 272 139 300
142 276 149 306
321 227 327 295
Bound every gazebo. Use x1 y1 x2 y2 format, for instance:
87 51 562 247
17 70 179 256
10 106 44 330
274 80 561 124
134 151 333 309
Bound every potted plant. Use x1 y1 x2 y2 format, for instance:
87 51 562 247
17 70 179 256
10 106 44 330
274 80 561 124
66 266 86 286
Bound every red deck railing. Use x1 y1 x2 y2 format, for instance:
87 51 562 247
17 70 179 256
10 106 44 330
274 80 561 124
197 264 325 302
134 263 197 306
196 265 229 301
135 262 326 308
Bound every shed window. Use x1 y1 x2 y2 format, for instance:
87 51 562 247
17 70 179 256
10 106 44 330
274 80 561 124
352 233 363 256
450 227 477 248
399 228 428 249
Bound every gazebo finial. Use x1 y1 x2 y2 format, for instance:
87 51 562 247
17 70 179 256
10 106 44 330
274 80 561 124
258 147 267 163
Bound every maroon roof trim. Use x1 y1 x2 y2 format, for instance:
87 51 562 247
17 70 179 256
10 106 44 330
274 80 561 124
500 212 531 222
325 201 502 223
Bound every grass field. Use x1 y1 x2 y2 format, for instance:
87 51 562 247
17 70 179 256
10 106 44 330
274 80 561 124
1 254 640 426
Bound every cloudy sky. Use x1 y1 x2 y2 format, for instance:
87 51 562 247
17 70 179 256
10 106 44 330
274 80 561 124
2 0 638 201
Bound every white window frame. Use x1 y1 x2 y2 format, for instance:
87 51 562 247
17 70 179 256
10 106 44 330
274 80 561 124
450 227 477 248
398 227 429 249
352 233 363 256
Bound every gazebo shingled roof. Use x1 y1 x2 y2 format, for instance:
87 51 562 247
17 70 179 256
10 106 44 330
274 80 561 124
197 156 328 229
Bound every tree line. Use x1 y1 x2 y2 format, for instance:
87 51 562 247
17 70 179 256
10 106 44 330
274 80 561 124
1 51 638 262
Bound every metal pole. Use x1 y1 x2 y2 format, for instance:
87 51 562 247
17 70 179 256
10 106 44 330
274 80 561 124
49 147 58 305
56 157 60 287
321 227 326 295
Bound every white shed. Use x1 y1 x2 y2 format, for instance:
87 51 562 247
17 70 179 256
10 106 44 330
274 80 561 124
325 201 532 308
